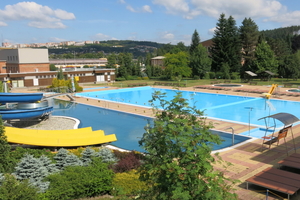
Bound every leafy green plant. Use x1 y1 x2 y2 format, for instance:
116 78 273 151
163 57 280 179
138 91 238 200
45 158 114 200
112 170 147 196
0 174 39 200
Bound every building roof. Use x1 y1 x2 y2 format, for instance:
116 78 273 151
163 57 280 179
245 71 257 76
151 56 165 60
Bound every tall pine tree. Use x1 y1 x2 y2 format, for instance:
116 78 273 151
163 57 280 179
239 17 260 74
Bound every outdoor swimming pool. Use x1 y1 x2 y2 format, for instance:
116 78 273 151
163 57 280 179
75 86 300 127
51 99 251 152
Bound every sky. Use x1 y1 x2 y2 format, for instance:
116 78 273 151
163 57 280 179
0 0 300 46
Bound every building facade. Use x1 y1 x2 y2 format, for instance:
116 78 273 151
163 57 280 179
0 48 49 73
0 48 115 88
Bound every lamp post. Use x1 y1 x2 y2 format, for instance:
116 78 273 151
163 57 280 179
245 107 254 136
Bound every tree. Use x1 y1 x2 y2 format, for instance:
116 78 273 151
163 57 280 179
54 148 82 170
0 117 11 173
189 44 211 79
49 64 57 71
81 147 96 166
189 29 200 55
138 91 238 200
210 14 241 77
253 41 278 74
57 68 64 80
239 17 260 73
164 52 191 79
96 147 118 163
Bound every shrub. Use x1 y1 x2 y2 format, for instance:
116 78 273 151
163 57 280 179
231 72 240 80
208 72 215 79
113 151 144 173
45 158 114 200
215 71 223 79
13 154 57 192
193 75 200 80
0 174 39 200
96 147 118 163
54 148 82 170
116 77 126 81
81 147 96 166
113 170 147 196
142 77 149 80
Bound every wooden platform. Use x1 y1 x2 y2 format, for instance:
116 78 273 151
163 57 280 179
278 153 300 170
246 167 300 199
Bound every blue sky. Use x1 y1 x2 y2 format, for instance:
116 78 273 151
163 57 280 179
0 0 300 45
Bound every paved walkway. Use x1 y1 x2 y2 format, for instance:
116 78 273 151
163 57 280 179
11 84 300 199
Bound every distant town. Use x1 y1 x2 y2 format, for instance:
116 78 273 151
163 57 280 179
2 40 101 48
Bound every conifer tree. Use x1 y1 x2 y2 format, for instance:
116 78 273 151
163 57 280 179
13 154 52 193
54 148 82 170
210 14 241 77
96 147 118 163
239 17 260 73
81 147 96 166
189 29 200 55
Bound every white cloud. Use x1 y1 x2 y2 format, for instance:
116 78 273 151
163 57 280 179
142 5 152 13
118 0 126 4
208 27 216 35
92 33 118 40
49 37 66 42
152 0 300 26
126 5 137 13
0 2 75 29
0 21 7 26
162 32 175 40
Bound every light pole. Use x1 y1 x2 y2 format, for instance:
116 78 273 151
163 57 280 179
245 107 254 136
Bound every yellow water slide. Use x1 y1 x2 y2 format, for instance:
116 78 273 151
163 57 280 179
262 84 278 99
5 127 117 147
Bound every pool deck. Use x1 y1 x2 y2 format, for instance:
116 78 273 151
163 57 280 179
11 84 300 200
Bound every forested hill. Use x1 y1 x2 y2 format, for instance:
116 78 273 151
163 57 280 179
48 40 165 58
261 26 300 39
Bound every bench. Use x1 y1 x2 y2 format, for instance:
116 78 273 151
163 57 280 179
246 167 300 200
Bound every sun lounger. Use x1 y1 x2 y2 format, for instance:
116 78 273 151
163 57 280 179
246 167 300 200
278 153 300 170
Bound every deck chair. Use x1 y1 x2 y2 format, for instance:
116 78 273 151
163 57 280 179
262 125 292 150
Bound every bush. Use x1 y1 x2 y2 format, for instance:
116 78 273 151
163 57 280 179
208 72 215 79
45 158 114 200
142 77 149 80
215 71 223 79
116 77 126 81
193 75 200 80
231 72 240 80
8 147 54 173
113 151 144 173
112 170 147 196
97 147 118 163
0 174 39 200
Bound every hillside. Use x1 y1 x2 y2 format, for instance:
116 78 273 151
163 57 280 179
48 40 166 58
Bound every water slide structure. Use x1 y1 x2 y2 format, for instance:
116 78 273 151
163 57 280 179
0 92 117 147
262 84 278 99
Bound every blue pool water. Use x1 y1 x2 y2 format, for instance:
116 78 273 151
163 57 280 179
51 99 250 152
75 86 300 127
